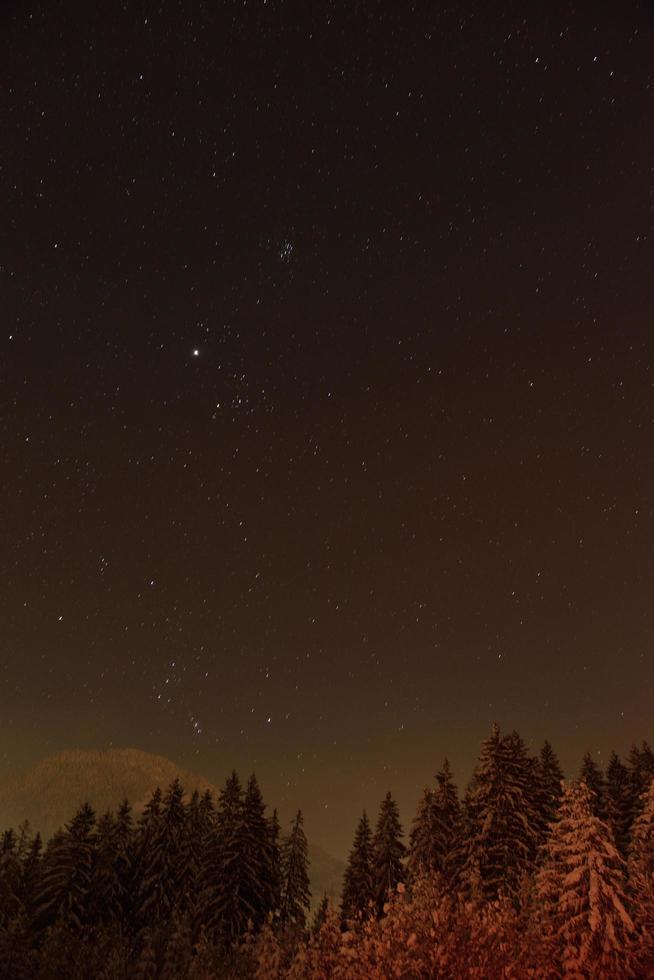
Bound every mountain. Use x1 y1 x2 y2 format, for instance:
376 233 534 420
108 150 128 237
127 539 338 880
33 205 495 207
0 747 344 905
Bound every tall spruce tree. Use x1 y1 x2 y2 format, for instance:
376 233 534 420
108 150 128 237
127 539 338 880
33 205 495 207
460 724 539 902
628 780 654 973
186 789 214 918
267 809 282 917
88 810 123 927
33 802 97 932
606 751 632 856
536 740 564 831
341 810 374 922
432 759 461 879
537 780 635 977
0 829 23 929
408 788 439 880
19 832 42 921
372 792 405 915
134 778 189 928
579 752 607 820
196 770 253 942
239 774 274 930
627 741 654 826
280 810 311 931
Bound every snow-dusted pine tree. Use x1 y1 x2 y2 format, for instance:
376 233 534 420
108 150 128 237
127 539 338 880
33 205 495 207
628 780 654 973
627 741 654 825
134 778 188 927
408 762 461 881
341 810 375 922
33 802 97 932
537 779 636 977
579 752 607 821
537 739 564 830
280 811 311 931
372 792 405 915
408 786 438 879
460 723 539 901
606 751 633 856
196 770 254 942
239 773 275 930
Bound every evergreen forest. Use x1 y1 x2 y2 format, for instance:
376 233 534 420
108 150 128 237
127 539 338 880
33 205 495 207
1 724 653 978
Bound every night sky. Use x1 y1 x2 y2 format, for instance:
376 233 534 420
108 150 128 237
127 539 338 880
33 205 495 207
2 1 654 856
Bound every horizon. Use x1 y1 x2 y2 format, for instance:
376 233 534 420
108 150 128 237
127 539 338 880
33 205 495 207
2 724 649 859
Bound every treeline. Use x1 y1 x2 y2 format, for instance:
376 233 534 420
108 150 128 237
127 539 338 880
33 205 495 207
1 727 653 977
0 771 310 978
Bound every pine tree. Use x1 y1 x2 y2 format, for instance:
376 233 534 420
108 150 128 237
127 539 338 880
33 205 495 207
606 751 632 856
311 894 330 936
537 780 636 977
536 740 564 830
186 788 214 918
579 752 607 820
0 828 23 928
431 759 460 879
372 792 405 915
33 802 97 932
627 741 654 825
134 779 188 928
280 810 311 931
197 769 248 942
408 788 439 879
88 810 123 926
267 808 282 917
460 724 539 901
19 832 42 919
239 773 274 930
628 780 654 973
341 810 375 922
113 799 134 922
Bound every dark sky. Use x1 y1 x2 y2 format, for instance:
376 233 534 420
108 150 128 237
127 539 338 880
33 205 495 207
2 0 654 856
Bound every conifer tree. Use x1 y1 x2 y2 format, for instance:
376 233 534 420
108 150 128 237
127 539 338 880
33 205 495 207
131 786 162 926
408 788 438 879
88 811 123 926
628 780 654 973
341 810 375 922
537 780 635 977
372 792 405 915
579 752 607 820
113 799 134 920
33 802 97 932
267 808 282 917
536 740 564 829
134 779 188 928
19 833 42 919
628 741 654 825
239 773 274 929
185 788 214 918
280 810 311 931
606 751 632 856
0 829 23 928
311 893 330 936
432 760 461 878
460 724 539 901
197 769 247 941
